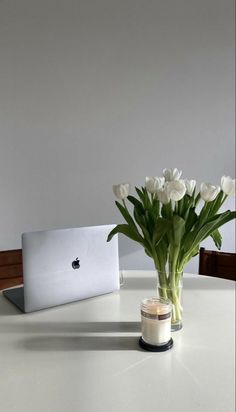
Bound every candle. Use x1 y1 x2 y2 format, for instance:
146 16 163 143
141 297 172 346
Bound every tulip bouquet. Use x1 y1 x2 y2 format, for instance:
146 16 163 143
108 169 236 330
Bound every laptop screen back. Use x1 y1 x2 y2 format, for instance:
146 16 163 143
22 225 119 312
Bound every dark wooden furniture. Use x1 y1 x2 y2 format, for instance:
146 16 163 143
199 247 236 281
0 249 23 290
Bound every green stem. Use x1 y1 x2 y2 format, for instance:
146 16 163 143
157 275 182 324
151 193 156 203
171 287 182 322
154 253 168 300
122 199 128 210
194 193 201 207
178 198 184 216
220 194 228 208
167 247 182 324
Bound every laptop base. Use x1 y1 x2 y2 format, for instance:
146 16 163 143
3 287 25 312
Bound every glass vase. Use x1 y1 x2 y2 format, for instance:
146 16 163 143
156 271 183 331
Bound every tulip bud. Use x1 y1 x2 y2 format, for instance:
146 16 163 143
157 187 170 204
145 177 165 194
200 183 220 202
221 176 236 196
113 183 130 200
163 168 182 182
166 180 186 201
184 179 196 196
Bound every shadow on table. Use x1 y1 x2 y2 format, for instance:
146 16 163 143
1 321 140 334
0 297 22 316
122 277 155 290
19 335 142 352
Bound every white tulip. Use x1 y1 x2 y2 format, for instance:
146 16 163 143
145 176 165 193
200 183 220 202
221 176 236 196
113 183 130 200
157 187 170 204
166 180 186 201
184 179 196 196
163 168 182 182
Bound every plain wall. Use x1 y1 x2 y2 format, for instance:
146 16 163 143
0 0 235 273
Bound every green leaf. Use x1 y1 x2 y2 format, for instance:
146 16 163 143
182 194 193 216
115 201 136 228
145 210 155 234
141 187 152 209
161 203 172 219
183 210 236 256
136 215 151 240
194 192 201 207
198 211 235 244
208 191 224 217
128 195 151 239
127 195 144 214
133 208 145 228
152 218 171 246
155 237 169 269
172 215 185 246
210 229 222 250
185 208 198 232
152 198 160 216
141 225 152 243
145 248 152 258
198 202 212 226
177 197 184 216
135 187 145 203
191 246 200 258
107 224 144 244
179 245 200 270
132 208 153 247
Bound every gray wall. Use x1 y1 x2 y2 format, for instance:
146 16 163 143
0 0 235 273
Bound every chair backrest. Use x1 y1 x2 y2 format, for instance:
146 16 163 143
0 249 23 290
199 247 236 281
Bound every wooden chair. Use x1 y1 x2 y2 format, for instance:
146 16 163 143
199 247 236 281
0 249 23 290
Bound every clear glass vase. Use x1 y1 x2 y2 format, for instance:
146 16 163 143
156 271 183 331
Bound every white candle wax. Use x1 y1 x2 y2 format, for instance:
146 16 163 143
141 298 171 346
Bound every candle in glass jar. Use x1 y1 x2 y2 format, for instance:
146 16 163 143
141 297 172 346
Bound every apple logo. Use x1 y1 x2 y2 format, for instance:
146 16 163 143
72 257 80 270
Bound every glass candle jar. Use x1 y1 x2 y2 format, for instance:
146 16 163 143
140 297 172 348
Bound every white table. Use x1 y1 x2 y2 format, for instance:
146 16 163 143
0 271 235 412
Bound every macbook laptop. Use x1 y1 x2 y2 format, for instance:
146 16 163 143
3 225 119 312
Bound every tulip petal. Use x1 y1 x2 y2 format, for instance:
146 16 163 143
163 168 182 181
200 182 220 202
221 176 236 196
145 177 164 193
166 180 186 201
113 183 130 200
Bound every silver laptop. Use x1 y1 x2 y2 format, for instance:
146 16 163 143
3 225 119 312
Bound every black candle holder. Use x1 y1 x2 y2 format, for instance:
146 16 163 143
139 336 173 352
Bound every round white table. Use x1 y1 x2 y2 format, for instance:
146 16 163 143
0 271 235 412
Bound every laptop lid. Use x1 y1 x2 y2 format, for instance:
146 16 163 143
22 225 119 312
